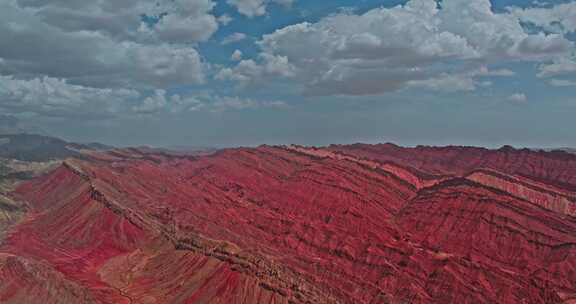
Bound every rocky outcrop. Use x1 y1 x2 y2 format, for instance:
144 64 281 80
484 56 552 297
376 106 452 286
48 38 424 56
466 169 576 216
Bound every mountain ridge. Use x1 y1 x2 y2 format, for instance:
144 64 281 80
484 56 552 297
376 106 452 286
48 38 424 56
1 143 575 303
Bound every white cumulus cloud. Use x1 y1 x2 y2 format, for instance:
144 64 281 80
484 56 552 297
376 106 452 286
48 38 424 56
510 2 576 34
537 59 576 78
549 79 576 87
222 32 248 45
0 75 140 118
142 0 218 44
132 90 287 114
227 0 295 17
507 93 528 103
231 50 243 61
219 0 575 96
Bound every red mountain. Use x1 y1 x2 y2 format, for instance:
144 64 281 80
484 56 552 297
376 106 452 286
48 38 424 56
1 144 575 303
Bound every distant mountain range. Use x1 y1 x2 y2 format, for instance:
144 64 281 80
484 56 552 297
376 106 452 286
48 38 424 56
0 133 112 162
553 148 576 154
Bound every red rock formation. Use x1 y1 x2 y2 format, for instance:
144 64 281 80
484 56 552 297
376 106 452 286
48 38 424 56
1 144 575 303
397 178 576 302
466 169 576 216
328 143 576 189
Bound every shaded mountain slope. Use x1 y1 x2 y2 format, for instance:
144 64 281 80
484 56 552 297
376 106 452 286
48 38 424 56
1 144 576 303
0 134 114 243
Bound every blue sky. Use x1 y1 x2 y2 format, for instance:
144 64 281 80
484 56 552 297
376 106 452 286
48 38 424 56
1 0 576 148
